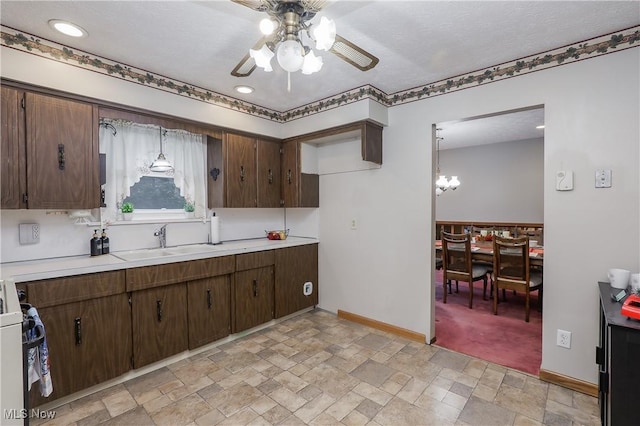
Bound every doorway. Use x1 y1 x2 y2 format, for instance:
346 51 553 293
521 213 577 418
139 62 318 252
432 106 545 375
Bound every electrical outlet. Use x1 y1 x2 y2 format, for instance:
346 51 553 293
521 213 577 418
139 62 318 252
350 219 357 230
19 223 40 245
557 329 571 349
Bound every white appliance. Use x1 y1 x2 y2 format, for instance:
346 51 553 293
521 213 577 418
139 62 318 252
0 279 25 425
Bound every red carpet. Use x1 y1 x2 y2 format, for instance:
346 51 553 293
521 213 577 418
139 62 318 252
434 270 542 376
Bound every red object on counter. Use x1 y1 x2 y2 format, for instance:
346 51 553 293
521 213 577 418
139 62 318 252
621 294 640 320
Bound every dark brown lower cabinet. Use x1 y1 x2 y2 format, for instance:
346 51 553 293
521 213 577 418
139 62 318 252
131 283 188 368
234 266 274 332
275 244 319 318
187 275 231 349
30 294 131 408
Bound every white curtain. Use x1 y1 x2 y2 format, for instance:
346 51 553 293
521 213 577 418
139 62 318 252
99 119 207 220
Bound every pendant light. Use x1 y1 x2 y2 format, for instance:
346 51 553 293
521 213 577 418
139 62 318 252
435 128 460 195
150 127 173 172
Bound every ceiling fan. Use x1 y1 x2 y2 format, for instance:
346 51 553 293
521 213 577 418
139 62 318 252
230 0 379 77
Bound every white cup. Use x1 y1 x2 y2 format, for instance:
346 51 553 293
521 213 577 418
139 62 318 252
502 231 511 238
529 240 538 247
608 268 631 289
630 273 640 292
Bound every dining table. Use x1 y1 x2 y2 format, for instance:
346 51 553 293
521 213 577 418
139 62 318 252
435 239 544 268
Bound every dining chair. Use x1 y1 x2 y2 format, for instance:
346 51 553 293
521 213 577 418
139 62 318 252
441 231 490 308
492 235 543 322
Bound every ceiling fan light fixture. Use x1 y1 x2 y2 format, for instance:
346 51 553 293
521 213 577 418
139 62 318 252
277 39 304 73
301 50 323 75
250 44 274 72
312 16 336 51
259 18 276 35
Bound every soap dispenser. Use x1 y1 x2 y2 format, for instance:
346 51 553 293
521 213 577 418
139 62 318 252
101 229 110 254
90 230 102 256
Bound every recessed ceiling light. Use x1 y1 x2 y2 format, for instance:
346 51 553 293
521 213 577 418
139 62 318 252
48 19 87 38
235 85 254 94
536 125 545 129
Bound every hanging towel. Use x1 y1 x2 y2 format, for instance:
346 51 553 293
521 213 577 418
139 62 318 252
26 306 53 397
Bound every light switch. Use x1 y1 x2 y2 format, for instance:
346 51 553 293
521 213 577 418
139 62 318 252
595 169 612 188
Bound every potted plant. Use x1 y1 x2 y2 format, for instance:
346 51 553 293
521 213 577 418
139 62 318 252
184 201 195 218
121 202 134 221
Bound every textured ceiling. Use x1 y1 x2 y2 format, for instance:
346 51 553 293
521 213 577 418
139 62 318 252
1 1 637 145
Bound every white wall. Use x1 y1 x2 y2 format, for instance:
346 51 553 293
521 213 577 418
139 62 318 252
436 138 544 222
311 49 639 385
2 43 639 386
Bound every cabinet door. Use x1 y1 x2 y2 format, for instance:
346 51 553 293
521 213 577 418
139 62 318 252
235 266 274 332
187 275 231 349
25 92 98 209
257 139 281 207
226 133 256 207
1 86 25 209
281 140 299 207
131 283 188 368
30 294 132 407
275 244 319 318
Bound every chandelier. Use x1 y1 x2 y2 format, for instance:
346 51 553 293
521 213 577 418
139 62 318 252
435 128 460 196
249 3 336 89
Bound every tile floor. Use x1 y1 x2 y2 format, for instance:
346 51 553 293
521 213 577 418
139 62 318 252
33 310 600 425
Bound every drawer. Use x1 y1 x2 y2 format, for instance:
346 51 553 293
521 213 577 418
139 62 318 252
26 271 125 308
126 255 235 292
236 250 275 272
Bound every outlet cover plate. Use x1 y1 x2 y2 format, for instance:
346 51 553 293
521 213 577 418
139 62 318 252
19 223 40 245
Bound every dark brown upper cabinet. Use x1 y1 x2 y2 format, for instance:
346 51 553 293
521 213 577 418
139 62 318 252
208 132 281 208
1 87 99 209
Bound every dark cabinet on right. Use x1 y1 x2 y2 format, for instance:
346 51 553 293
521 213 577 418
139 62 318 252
597 282 640 426
275 244 319 318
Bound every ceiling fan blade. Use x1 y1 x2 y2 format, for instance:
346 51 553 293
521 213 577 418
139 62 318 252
230 53 257 77
330 34 379 71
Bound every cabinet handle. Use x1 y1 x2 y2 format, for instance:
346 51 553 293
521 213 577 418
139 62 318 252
287 169 292 184
207 289 212 310
240 165 245 182
58 144 65 170
268 169 273 184
156 299 163 322
74 317 82 345
253 279 258 297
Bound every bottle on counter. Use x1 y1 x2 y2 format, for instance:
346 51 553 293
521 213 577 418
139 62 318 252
101 229 110 254
90 230 102 256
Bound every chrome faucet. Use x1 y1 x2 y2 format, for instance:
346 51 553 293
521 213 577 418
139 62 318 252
154 225 167 248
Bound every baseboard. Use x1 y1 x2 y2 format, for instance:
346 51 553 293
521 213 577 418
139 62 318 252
337 309 426 343
539 369 598 397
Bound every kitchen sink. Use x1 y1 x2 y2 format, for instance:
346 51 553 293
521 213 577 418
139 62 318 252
112 244 223 261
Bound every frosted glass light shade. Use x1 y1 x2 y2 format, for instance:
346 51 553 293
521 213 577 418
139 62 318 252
150 153 173 172
250 44 274 72
276 40 304 72
259 18 276 35
449 176 461 190
436 175 450 191
301 50 323 74
312 16 336 51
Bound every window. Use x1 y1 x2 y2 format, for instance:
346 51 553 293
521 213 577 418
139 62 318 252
122 176 186 209
99 119 207 222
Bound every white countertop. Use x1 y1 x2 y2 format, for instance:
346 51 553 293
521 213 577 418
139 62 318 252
0 236 319 283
